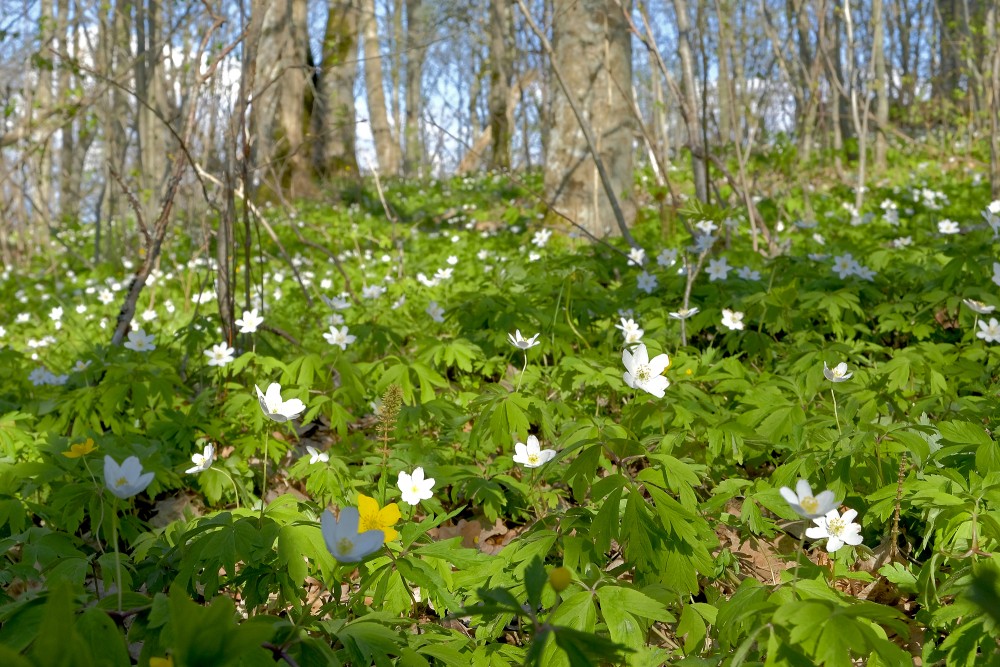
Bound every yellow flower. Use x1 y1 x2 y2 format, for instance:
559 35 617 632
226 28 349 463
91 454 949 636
149 657 173 667
63 438 97 458
357 493 401 542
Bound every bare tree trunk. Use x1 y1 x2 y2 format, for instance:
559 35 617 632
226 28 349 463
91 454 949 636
403 0 426 176
524 0 637 240
316 0 360 177
826 1 844 169
715 0 733 143
254 0 312 197
361 0 401 174
57 0 78 222
135 0 168 226
390 0 403 143
651 53 670 165
671 0 708 202
872 0 888 171
36 0 55 225
488 0 513 170
988 0 1000 198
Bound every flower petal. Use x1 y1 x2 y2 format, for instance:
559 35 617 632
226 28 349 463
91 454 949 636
794 479 813 501
357 493 378 518
805 526 827 540
779 487 800 507
337 506 361 534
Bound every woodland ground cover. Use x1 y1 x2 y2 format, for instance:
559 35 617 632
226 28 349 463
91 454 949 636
1 162 1000 666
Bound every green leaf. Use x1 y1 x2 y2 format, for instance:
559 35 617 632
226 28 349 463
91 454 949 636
597 585 674 650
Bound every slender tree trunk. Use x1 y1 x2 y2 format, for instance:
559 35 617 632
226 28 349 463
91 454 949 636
715 0 733 143
390 0 403 143
872 0 888 171
361 0 401 174
316 0 360 177
403 0 426 176
36 0 55 225
988 0 1000 198
488 0 513 169
671 0 708 202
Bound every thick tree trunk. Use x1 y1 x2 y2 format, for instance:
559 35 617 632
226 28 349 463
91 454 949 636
542 0 635 238
360 0 401 175
403 0 426 176
488 0 513 170
254 0 312 197
316 0 360 177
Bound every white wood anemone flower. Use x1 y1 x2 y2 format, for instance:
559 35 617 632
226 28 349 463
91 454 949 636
508 330 540 350
185 444 215 474
255 383 306 422
321 506 385 563
779 479 838 519
513 435 557 468
622 343 670 398
123 328 156 352
823 361 853 382
104 455 155 499
397 467 436 505
805 508 864 553
236 308 264 333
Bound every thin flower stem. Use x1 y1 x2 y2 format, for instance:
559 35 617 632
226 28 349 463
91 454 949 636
529 466 543 522
515 352 528 393
259 429 270 525
789 528 807 595
384 546 421 632
832 389 841 434
215 467 242 509
112 498 123 613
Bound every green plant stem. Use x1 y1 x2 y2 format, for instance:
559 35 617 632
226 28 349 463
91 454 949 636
112 498 123 612
529 466 544 522
515 351 528 393
831 389 841 434
216 467 242 509
790 528 807 596
384 546 421 632
259 429 270 525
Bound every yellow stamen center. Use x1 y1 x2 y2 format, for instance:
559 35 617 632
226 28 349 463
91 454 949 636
336 537 354 555
827 518 846 536
800 496 819 515
115 476 129 487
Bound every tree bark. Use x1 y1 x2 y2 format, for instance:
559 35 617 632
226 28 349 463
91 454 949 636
403 0 426 176
360 0 401 174
671 0 708 203
528 0 636 240
253 0 312 197
872 0 889 171
488 0 513 170
316 0 360 177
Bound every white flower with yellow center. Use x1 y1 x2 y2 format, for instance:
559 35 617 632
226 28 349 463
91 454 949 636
622 343 670 398
104 455 155 499
255 383 306 422
779 479 838 519
806 508 864 553
397 467 435 506
823 361 853 382
513 435 556 469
